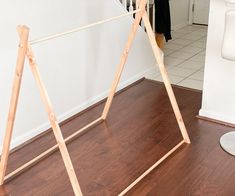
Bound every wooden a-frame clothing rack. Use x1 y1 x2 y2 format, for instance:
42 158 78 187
0 0 190 195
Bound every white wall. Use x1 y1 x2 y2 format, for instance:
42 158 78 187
0 0 155 151
199 0 235 124
170 0 190 30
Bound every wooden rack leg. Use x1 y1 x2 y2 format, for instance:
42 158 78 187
26 46 83 196
101 0 147 120
142 12 191 143
0 26 29 185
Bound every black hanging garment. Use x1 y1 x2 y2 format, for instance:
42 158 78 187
155 0 172 41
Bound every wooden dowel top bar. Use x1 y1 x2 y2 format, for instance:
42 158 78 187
30 9 141 45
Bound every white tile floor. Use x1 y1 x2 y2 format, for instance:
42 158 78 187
147 25 208 90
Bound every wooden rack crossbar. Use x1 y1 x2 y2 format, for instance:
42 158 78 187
118 140 185 196
0 0 191 195
30 9 141 45
4 117 103 182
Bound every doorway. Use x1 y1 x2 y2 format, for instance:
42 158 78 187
190 0 210 25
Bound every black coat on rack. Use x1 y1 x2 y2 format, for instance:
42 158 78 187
155 0 172 41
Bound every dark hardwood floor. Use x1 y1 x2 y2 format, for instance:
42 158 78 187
0 79 235 196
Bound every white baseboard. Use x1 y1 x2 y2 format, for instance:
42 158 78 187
5 67 154 153
199 108 235 124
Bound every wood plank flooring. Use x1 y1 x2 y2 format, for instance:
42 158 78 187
0 79 235 196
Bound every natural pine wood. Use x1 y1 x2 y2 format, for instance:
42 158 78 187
0 2 191 194
4 117 104 182
118 10 191 194
26 45 83 196
119 140 185 196
102 0 147 119
142 11 190 144
30 10 141 45
0 79 235 195
0 26 29 184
